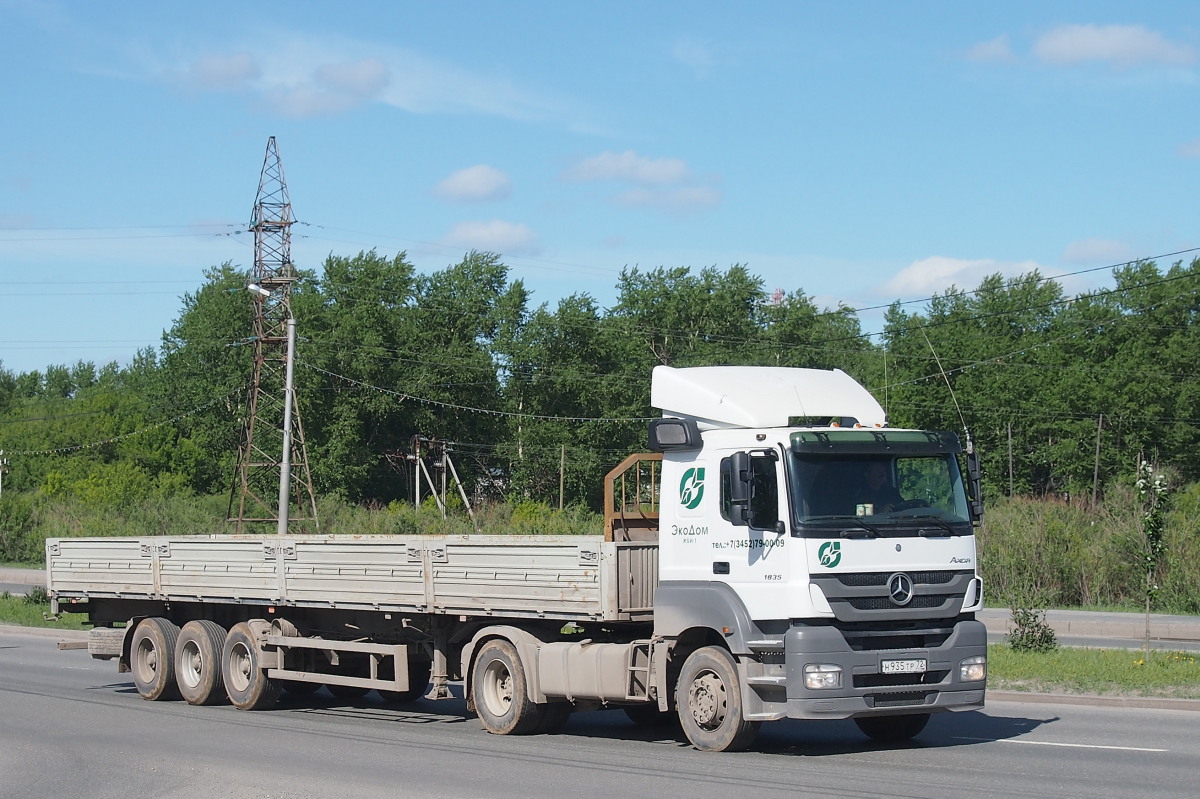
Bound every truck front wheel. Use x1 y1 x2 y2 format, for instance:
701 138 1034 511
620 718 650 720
221 622 280 710
130 617 180 701
472 639 541 735
676 646 760 752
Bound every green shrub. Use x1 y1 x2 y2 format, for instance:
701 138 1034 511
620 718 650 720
1006 606 1058 653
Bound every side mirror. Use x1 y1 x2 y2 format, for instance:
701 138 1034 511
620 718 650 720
966 448 984 523
729 450 752 524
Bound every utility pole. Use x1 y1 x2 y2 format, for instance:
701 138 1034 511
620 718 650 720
228 137 318 533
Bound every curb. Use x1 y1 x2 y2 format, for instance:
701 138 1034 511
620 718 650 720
987 690 1200 712
0 567 45 586
0 623 88 640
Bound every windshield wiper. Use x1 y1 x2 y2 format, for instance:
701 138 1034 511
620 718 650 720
906 515 958 537
802 516 880 538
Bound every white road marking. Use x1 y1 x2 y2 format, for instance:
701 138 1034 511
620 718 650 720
954 736 1167 753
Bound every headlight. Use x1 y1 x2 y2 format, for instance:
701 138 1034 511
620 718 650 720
804 664 843 690
960 655 986 682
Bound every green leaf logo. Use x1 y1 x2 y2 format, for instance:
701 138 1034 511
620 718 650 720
679 467 705 510
818 541 842 568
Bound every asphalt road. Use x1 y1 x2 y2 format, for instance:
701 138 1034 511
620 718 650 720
3 627 1199 799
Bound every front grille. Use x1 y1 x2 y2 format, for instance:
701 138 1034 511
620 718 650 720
846 594 951 611
869 691 932 708
844 631 953 651
833 618 960 651
835 570 964 587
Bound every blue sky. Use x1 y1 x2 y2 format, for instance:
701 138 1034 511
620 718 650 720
2 1 1198 375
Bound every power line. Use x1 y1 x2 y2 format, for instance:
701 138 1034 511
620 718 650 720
302 362 657 423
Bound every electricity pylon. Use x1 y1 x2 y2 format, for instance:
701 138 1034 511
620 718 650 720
228 136 318 533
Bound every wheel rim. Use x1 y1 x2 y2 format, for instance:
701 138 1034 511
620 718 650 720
179 640 203 689
480 658 513 717
688 669 728 731
134 636 159 684
228 641 253 692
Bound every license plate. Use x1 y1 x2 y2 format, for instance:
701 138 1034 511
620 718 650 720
881 658 927 674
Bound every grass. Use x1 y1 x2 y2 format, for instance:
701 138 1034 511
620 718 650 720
987 644 1200 699
0 593 88 630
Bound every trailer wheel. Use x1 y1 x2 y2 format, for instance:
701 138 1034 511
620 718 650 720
676 646 760 752
854 713 930 741
175 620 227 705
472 639 541 735
221 622 280 710
379 658 432 704
130 617 180 701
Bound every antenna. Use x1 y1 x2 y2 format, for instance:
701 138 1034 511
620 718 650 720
228 137 318 533
918 325 967 432
918 325 983 520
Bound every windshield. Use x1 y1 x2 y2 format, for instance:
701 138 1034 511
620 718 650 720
788 451 972 535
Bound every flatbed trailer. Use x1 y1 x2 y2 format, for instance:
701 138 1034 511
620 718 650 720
48 534 658 622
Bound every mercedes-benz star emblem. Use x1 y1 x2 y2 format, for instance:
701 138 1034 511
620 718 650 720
887 572 914 606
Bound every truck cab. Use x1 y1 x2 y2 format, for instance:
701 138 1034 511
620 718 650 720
646 365 987 749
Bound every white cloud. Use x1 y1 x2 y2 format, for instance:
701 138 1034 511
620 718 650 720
1180 138 1200 159
883 256 1043 295
156 33 584 124
265 57 390 117
564 150 691 185
563 150 721 214
184 52 260 91
442 220 541 255
1033 24 1195 67
434 165 512 202
615 186 721 213
672 35 715 75
315 59 389 96
1062 238 1134 265
965 35 1015 64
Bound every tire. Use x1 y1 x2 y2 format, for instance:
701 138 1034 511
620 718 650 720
854 713 930 741
130 617 181 701
221 622 280 711
175 620 227 706
675 646 760 752
379 658 433 704
471 639 541 735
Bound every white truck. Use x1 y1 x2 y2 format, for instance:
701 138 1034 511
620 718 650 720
47 365 987 752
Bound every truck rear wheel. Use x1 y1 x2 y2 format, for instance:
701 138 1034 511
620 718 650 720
131 617 180 701
676 646 760 752
175 620 227 705
221 622 280 710
854 713 930 741
472 639 541 735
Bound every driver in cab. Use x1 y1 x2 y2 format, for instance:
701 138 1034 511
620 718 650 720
854 461 903 515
